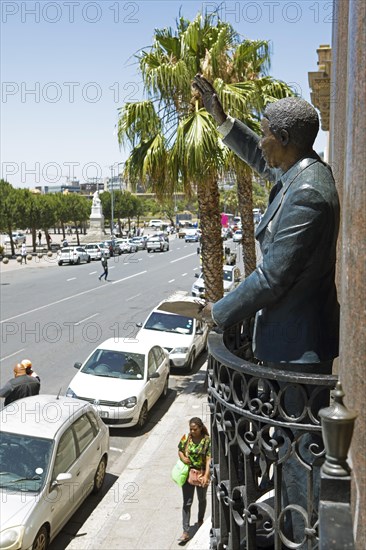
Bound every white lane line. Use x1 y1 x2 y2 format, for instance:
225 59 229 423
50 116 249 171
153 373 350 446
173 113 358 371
126 293 142 302
193 267 199 271
170 252 196 264
182 273 187 277
168 279 175 283
89 271 97 275
67 277 76 282
111 271 147 285
1 270 148 323
74 313 99 326
1 348 25 361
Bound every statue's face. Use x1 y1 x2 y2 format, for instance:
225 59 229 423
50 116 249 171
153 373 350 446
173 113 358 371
258 118 287 169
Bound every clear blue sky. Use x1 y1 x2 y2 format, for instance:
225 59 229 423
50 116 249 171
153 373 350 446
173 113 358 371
1 0 332 188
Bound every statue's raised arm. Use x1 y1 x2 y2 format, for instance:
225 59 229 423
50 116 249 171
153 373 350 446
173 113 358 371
192 74 227 125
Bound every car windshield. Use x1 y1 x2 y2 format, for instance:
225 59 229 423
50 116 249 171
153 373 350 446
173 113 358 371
223 270 233 282
81 349 145 379
0 432 53 493
144 312 194 335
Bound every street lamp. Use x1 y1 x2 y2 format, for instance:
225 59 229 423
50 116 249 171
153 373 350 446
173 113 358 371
110 165 114 235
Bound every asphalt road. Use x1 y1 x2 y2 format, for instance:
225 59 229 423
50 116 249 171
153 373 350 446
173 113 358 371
0 235 237 549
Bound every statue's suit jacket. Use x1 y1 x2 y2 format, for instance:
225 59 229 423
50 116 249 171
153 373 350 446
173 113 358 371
212 119 340 364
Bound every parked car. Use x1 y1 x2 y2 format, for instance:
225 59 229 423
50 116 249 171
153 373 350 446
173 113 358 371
130 236 147 250
0 395 109 550
57 246 91 266
184 229 201 243
98 242 111 258
146 235 169 253
4 232 26 245
148 219 163 228
192 265 241 298
83 243 103 260
103 239 121 256
66 339 170 428
233 230 243 243
137 300 208 371
115 238 137 254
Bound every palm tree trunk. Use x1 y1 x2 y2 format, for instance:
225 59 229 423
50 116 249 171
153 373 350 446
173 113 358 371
197 176 223 302
236 162 257 278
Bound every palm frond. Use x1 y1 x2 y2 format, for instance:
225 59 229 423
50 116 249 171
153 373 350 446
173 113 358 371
118 101 161 148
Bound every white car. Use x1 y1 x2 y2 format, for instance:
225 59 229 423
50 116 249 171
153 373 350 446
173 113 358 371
0 395 109 550
192 265 242 298
57 246 91 265
146 235 169 253
115 239 137 253
148 219 163 228
137 300 208 371
83 243 103 260
233 230 243 243
66 339 170 428
4 232 26 245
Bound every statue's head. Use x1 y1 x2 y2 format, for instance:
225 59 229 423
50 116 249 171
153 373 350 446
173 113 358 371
263 97 319 152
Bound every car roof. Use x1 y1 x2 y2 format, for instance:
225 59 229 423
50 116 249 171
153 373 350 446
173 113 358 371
93 337 160 355
0 395 94 439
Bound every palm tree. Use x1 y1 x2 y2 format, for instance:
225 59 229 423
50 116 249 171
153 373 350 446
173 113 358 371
118 13 294 300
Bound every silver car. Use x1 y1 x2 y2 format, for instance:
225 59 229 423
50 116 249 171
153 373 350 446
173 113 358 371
57 246 91 265
146 235 169 253
83 243 103 260
0 395 109 550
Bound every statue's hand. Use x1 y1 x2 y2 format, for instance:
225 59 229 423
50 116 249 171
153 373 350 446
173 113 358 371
192 74 227 125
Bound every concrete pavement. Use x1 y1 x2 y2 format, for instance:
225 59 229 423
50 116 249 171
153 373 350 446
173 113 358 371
66 366 211 550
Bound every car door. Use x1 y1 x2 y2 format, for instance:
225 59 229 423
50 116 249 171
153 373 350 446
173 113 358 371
152 346 168 397
47 426 83 536
194 320 206 356
146 349 160 408
71 413 102 498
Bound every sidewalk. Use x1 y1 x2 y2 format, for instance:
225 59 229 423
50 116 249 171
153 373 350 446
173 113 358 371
66 367 211 550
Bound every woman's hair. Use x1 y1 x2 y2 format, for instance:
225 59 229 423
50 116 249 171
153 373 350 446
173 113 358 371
189 417 209 436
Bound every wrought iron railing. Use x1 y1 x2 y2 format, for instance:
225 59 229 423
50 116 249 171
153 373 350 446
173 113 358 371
207 326 355 550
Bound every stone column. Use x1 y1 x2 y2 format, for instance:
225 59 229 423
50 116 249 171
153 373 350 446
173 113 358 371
331 0 366 547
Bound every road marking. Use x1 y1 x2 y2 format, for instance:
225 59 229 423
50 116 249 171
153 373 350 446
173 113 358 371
110 447 124 453
89 271 97 275
111 271 147 285
109 266 115 269
126 293 142 302
67 277 76 282
182 273 187 277
170 252 196 264
193 267 199 271
74 313 99 326
1 348 25 361
168 279 175 283
1 270 148 323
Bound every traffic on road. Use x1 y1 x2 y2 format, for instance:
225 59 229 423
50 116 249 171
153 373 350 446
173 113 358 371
0 230 242 550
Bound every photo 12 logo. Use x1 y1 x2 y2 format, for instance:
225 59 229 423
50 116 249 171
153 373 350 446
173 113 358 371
1 1 140 24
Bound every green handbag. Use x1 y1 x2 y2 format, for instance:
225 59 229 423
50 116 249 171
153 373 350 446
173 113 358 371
171 459 189 487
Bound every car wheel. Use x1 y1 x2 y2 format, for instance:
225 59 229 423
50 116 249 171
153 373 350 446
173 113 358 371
87 256 91 263
147 249 151 253
166 245 169 251
185 351 195 373
92 456 107 494
58 260 63 266
162 375 169 398
137 401 148 429
32 525 49 550
76 257 81 265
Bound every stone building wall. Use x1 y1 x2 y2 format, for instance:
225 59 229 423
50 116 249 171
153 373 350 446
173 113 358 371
329 1 366 547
